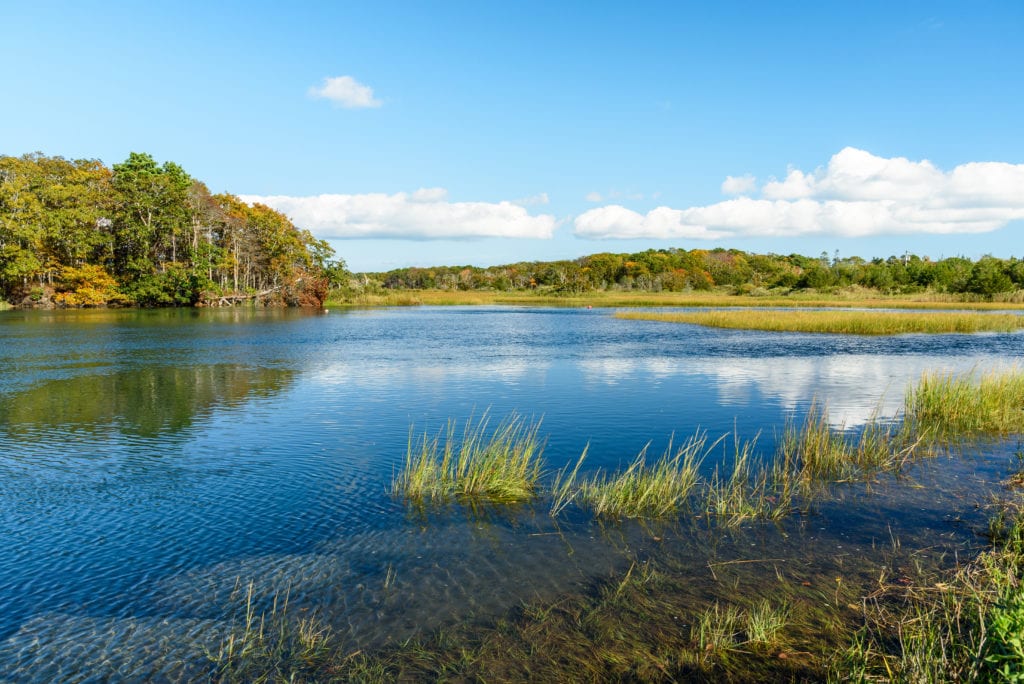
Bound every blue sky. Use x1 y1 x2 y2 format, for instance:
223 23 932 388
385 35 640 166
3 1 1023 271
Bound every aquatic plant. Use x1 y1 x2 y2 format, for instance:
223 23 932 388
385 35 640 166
906 367 1024 441
706 432 787 524
745 599 790 647
833 502 1024 682
207 581 335 683
616 309 1024 335
696 602 743 654
393 411 545 504
571 434 711 519
772 403 919 497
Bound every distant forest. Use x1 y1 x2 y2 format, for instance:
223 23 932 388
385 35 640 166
0 152 340 308
4 152 1024 309
367 248 1024 300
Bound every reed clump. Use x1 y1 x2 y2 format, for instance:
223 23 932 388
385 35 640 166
706 434 787 524
616 309 1024 335
393 412 545 504
906 367 1024 441
571 434 710 519
772 404 919 498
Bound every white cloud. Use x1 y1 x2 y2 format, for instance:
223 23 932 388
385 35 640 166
584 191 603 203
575 205 730 240
308 75 381 108
574 147 1024 240
721 174 757 195
240 190 557 240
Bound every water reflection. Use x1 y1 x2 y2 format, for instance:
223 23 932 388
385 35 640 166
579 353 1013 427
0 365 295 439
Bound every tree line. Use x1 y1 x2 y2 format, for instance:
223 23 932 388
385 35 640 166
368 248 1024 299
0 152 341 307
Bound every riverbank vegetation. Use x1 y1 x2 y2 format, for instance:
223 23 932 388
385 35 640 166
334 247 1024 305
327 287 1024 310
0 152 341 308
616 309 1024 335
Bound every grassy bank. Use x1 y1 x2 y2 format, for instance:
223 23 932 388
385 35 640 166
615 309 1024 335
325 288 1024 311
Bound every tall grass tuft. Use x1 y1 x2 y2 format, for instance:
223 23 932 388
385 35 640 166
772 403 921 500
906 367 1024 441
777 401 853 483
571 434 712 518
706 432 785 524
745 599 790 647
393 411 545 505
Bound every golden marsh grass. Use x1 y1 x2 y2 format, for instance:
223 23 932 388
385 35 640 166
615 309 1024 335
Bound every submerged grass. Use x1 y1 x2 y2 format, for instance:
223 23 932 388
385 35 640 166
906 367 1024 442
393 411 545 505
207 581 335 683
616 308 1024 335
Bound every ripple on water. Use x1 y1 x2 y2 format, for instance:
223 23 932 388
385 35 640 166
1 307 1021 679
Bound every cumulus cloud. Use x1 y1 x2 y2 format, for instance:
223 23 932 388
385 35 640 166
308 75 381 108
575 205 730 240
240 190 557 240
574 147 1024 240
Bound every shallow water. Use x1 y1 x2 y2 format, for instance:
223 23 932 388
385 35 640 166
0 306 1020 680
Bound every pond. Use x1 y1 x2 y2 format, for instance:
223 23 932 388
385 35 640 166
0 306 1020 680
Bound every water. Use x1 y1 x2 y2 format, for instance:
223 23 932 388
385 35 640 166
0 306 1021 680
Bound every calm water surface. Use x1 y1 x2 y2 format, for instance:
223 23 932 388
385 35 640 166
0 306 1021 680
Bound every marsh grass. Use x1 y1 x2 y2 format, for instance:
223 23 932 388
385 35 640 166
325 557 819 682
327 291 424 307
745 599 790 647
833 502 1024 683
571 434 713 518
906 367 1024 442
207 581 335 683
773 404 920 499
697 602 744 654
615 309 1024 335
393 412 545 505
706 435 783 524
